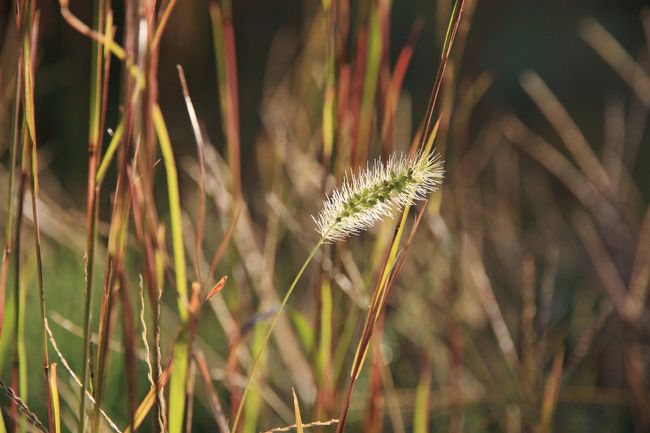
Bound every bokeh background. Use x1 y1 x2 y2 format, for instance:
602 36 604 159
16 0 650 198
0 0 649 432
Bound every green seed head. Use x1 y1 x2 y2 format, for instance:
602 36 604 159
313 151 444 242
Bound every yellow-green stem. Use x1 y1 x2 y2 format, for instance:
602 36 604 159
231 236 326 433
80 0 105 430
153 104 189 433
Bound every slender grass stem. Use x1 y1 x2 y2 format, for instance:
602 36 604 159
80 0 105 430
0 44 23 341
231 236 327 433
153 104 190 433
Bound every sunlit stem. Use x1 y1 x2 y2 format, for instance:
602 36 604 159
231 233 329 432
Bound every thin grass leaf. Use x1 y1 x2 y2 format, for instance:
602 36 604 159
540 348 564 433
261 419 339 433
208 206 241 280
19 14 51 424
22 36 35 144
413 359 432 433
177 64 207 283
381 19 423 153
210 1 242 201
317 279 332 383
15 251 29 433
291 388 304 433
242 324 265 433
206 276 228 301
96 121 124 185
0 46 24 342
49 363 61 433
58 0 146 89
152 104 190 433
81 1 110 430
0 379 47 433
0 408 6 433
231 238 326 433
123 362 173 433
44 319 122 433
152 0 178 48
12 129 29 433
194 350 229 433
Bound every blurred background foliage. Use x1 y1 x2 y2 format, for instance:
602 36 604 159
1 0 650 432
11 0 648 201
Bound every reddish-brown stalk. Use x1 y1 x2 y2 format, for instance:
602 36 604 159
335 4 466 430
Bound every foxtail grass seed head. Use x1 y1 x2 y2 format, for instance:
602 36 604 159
313 151 444 242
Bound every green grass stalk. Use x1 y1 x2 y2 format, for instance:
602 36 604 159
242 325 264 433
153 104 190 433
231 236 327 433
0 57 23 340
79 0 106 430
14 124 29 433
0 406 6 433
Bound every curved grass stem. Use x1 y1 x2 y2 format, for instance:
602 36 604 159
231 236 326 433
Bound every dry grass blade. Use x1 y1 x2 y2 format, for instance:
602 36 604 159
208 206 241 281
45 318 123 433
572 212 633 320
123 361 173 433
380 19 423 153
540 348 564 433
23 8 55 430
501 115 622 232
206 276 228 301
177 64 207 283
520 70 614 198
139 276 154 389
49 363 61 433
152 0 177 48
291 388 304 433
0 379 48 433
521 255 537 391
627 208 650 316
194 350 229 433
465 237 520 371
261 419 339 433
580 18 650 107
563 300 613 381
